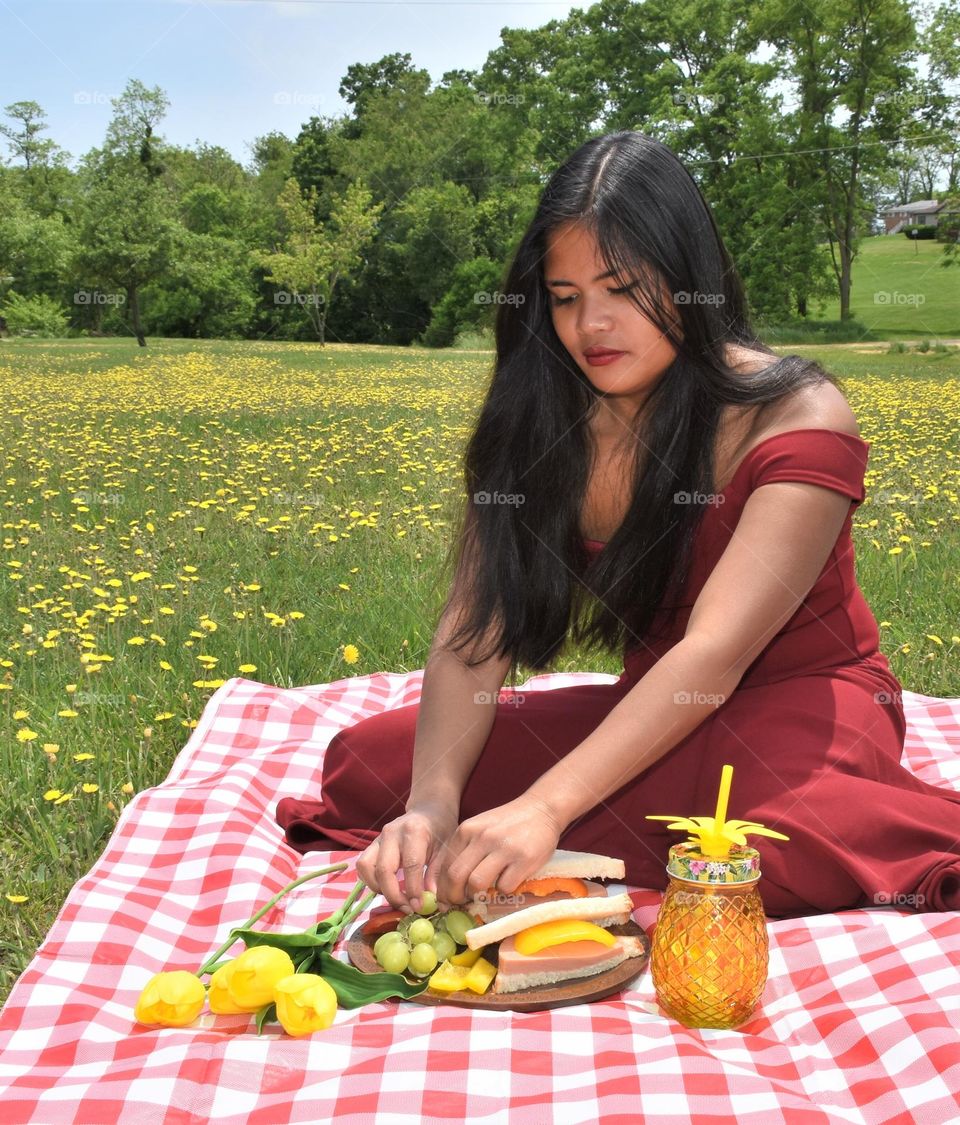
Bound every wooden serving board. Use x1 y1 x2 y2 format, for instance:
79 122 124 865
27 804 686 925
345 912 651 1013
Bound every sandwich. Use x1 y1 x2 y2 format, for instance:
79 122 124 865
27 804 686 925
466 848 625 925
461 849 646 995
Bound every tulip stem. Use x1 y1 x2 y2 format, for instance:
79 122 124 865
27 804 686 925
197 861 348 977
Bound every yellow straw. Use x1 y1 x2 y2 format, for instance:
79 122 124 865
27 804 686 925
714 764 733 836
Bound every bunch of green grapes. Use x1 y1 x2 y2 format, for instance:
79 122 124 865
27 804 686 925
373 891 476 977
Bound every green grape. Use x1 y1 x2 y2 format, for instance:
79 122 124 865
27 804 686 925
379 941 411 975
409 942 439 977
431 931 457 961
373 930 407 961
408 918 435 946
442 909 475 946
416 890 438 916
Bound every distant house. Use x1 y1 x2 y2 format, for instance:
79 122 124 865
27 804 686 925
878 200 955 234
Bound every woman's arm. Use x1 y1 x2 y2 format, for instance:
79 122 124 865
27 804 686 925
522 634 743 828
405 605 512 814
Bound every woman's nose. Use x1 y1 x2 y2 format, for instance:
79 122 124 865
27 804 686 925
576 296 613 332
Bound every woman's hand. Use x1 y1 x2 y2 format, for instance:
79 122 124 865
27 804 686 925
356 799 459 915
433 794 564 909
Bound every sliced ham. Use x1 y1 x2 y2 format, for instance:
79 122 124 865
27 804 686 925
492 933 647 994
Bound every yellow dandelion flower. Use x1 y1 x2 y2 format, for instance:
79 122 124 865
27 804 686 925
54 793 74 805
43 743 59 754
127 636 147 646
238 664 257 673
16 728 38 742
13 709 30 720
58 710 79 718
289 611 305 620
338 584 350 591
342 644 360 665
82 783 99 794
43 789 62 801
244 584 262 592
73 753 95 762
159 661 173 671
65 684 77 693
154 712 175 721
121 782 135 795
926 635 943 646
888 546 903 556
159 607 175 615
5 894 28 904
130 572 151 582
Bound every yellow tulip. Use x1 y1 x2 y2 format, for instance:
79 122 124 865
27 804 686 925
226 946 296 1010
134 971 206 1028
208 961 248 1015
273 974 338 1036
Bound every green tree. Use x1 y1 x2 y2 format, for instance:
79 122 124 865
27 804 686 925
252 177 384 343
72 81 178 346
751 0 919 319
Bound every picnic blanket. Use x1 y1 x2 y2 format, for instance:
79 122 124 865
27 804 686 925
1 670 959 1124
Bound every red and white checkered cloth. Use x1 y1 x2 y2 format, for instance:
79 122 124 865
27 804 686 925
2 671 959 1124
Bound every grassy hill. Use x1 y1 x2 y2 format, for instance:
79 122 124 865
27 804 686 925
813 234 960 339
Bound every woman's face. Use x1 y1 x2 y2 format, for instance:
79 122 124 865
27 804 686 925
543 222 679 428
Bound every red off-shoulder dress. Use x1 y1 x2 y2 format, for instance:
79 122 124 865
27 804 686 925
276 428 960 918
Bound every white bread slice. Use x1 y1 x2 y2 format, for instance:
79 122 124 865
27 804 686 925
491 935 646 995
465 891 634 950
519 848 625 882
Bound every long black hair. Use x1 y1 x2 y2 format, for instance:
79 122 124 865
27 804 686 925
438 130 839 679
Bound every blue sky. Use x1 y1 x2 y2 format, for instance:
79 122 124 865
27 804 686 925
1 0 578 169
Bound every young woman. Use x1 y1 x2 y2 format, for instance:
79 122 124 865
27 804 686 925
277 131 960 919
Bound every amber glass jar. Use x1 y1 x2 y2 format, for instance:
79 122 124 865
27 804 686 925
650 842 768 1030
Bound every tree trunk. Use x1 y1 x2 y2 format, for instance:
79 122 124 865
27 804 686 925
127 285 146 347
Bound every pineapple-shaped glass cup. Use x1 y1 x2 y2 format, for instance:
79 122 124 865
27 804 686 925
645 763 790 1030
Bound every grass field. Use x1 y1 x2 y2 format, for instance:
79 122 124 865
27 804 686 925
816 234 960 338
0 336 958 1007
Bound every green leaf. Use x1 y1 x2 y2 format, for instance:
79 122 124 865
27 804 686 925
316 950 431 1008
230 922 339 955
255 1002 277 1035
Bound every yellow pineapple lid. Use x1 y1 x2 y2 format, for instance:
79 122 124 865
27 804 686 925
646 763 789 884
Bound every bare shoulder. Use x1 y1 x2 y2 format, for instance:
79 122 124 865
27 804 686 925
722 346 860 445
763 379 861 439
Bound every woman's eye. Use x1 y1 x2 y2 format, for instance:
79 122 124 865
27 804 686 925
549 282 638 307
